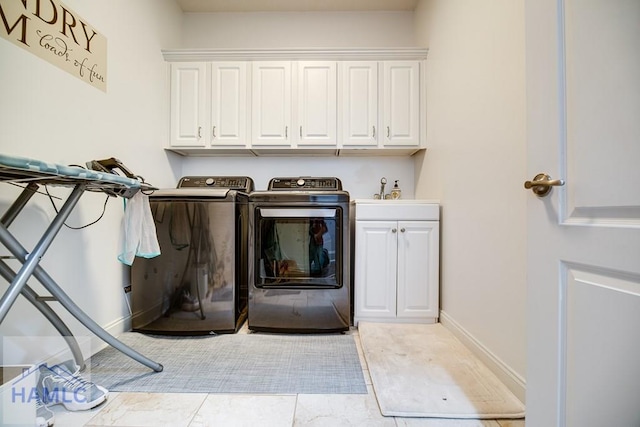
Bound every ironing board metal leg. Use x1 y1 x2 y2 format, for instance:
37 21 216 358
0 216 163 372
0 185 83 323
0 183 38 226
0 260 86 370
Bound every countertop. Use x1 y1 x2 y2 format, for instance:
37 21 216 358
351 199 440 204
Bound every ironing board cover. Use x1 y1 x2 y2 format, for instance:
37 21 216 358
0 154 142 196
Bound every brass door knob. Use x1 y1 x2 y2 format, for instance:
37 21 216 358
524 173 565 197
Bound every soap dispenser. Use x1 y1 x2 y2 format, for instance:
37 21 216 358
391 180 402 199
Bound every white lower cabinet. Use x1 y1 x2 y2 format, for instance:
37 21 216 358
353 202 440 324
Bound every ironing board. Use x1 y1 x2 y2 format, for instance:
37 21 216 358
0 154 163 372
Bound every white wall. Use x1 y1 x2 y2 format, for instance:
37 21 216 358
182 11 415 48
0 0 183 363
413 0 528 399
178 156 415 198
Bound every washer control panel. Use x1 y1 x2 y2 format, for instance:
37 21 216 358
177 176 254 192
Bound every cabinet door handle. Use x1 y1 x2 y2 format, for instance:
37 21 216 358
300 126 302 138
372 126 376 138
392 228 397 233
400 228 406 233
387 126 390 138
198 126 202 139
285 126 288 139
212 126 216 138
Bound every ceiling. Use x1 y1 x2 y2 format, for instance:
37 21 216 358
176 0 419 13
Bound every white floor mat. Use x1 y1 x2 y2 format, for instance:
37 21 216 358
359 322 526 419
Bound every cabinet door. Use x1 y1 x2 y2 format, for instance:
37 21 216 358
342 61 378 146
396 221 439 319
251 61 292 146
297 61 337 146
354 221 398 322
382 61 420 146
210 62 247 146
170 62 206 147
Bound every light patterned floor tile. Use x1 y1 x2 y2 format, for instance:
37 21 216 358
395 417 502 427
189 394 297 427
47 392 119 427
84 392 207 426
293 385 395 427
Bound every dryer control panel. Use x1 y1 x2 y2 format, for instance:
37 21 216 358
268 177 342 191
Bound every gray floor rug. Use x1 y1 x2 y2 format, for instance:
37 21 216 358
87 332 367 394
359 322 525 419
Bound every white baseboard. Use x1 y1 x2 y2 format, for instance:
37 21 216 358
42 314 131 367
439 310 526 403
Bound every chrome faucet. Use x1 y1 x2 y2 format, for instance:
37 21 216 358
379 177 387 199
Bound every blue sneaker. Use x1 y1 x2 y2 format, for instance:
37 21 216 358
37 362 108 411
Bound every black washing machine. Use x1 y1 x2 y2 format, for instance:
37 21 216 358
130 176 254 335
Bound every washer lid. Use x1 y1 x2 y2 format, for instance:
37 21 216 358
148 188 231 198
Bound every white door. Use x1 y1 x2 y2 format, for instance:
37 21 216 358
210 62 247 146
297 61 337 146
251 61 292 146
525 1 640 426
396 221 439 319
169 62 206 147
342 61 378 146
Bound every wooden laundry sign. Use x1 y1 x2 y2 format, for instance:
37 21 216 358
0 0 107 91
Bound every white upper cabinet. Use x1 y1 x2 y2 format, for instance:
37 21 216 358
170 62 248 148
164 49 427 155
342 61 378 146
296 61 337 146
251 61 292 146
382 61 420 146
210 62 247 146
170 62 207 147
341 60 421 150
252 61 338 148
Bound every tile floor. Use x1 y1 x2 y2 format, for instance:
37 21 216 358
50 325 526 427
